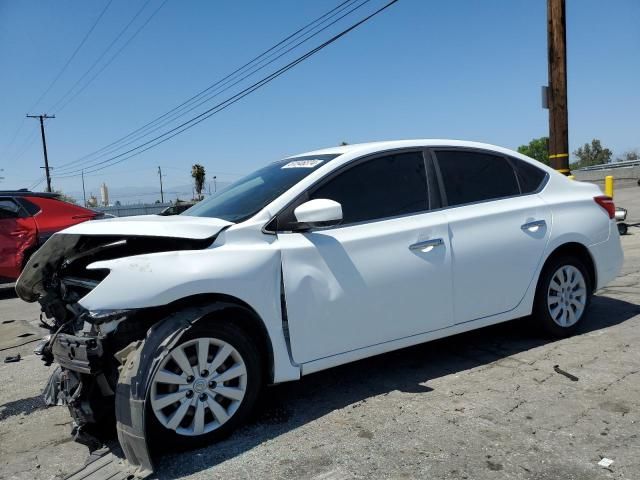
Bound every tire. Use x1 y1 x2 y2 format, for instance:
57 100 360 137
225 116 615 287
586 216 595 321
617 223 628 236
532 255 592 338
146 321 263 450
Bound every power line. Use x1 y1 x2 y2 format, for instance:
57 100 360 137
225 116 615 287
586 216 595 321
1 1 112 163
0 118 27 159
53 0 361 172
46 0 157 113
53 0 168 114
28 0 114 112
55 0 398 178
53 0 401 179
28 176 46 190
53 0 369 174
8 127 39 164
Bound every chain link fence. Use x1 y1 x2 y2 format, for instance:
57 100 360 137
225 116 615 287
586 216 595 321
93 202 172 217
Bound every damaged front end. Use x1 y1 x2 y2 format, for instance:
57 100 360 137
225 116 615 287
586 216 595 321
16 230 220 470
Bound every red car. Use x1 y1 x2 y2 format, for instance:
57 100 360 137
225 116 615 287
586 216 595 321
0 190 103 282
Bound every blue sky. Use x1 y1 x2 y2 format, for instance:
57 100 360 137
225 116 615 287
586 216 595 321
1 0 638 203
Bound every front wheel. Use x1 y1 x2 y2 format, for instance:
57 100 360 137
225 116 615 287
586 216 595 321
532 256 592 338
147 322 262 449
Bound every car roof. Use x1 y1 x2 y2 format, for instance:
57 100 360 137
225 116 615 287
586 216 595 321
0 190 59 199
289 139 524 159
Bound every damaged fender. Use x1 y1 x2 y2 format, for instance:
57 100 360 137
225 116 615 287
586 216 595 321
115 304 245 474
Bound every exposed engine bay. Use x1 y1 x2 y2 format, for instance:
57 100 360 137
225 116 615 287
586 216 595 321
18 233 216 452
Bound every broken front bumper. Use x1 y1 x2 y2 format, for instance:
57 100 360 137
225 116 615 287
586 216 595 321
52 333 104 374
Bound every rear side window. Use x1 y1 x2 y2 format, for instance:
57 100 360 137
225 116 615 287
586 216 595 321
435 150 519 206
310 151 429 224
510 157 547 193
15 197 42 216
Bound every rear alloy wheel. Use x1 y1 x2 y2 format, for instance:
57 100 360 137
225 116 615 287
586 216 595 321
533 256 592 337
546 265 587 328
147 322 262 448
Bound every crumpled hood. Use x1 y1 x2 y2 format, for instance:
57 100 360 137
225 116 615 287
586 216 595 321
61 214 232 239
15 215 231 303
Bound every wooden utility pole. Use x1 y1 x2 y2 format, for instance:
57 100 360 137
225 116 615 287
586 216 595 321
81 169 87 207
26 114 55 191
158 166 164 203
547 0 570 174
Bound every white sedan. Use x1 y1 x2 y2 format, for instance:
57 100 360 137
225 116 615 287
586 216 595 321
17 140 623 472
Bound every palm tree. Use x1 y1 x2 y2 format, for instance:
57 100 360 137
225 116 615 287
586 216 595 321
191 164 206 200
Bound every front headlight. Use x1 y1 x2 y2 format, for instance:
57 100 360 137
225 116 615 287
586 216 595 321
87 309 132 336
88 309 132 322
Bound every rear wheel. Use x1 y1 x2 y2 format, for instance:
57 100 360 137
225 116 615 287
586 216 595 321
146 321 262 449
532 255 592 337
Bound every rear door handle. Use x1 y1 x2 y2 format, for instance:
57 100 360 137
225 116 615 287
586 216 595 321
521 220 546 232
409 238 444 252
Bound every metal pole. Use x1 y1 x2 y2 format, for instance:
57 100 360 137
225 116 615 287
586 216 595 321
213 175 217 193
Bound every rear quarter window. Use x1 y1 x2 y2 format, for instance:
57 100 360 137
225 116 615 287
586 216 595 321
510 157 548 193
16 197 42 216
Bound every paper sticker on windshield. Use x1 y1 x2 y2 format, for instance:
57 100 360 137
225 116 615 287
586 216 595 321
281 159 324 169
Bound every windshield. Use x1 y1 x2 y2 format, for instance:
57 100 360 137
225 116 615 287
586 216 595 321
183 154 338 222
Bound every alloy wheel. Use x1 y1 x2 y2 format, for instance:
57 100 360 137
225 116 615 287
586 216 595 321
150 337 247 436
546 265 587 328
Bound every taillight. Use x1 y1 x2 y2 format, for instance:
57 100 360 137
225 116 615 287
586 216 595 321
594 195 615 219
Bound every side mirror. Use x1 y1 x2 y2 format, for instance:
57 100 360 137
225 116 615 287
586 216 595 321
293 199 343 230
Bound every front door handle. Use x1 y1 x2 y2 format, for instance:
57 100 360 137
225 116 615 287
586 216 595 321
409 238 444 252
521 220 546 232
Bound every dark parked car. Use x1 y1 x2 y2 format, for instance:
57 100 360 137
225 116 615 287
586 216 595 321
0 190 103 281
158 202 196 216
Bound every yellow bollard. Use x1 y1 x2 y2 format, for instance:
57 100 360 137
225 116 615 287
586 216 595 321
605 175 614 198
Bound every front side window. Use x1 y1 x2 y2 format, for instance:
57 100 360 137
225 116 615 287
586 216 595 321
435 150 519 207
310 151 429 225
184 154 338 222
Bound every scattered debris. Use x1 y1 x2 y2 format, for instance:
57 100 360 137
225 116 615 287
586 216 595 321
64 446 148 480
33 335 51 356
598 458 614 468
42 366 64 406
553 364 579 381
4 354 21 363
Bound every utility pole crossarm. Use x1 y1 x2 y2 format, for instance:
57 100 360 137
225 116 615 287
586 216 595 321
26 114 56 192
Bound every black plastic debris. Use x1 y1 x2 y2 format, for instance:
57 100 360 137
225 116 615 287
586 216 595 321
64 446 149 480
553 364 579 381
4 354 21 363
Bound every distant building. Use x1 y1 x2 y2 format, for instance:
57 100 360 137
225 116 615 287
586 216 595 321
87 194 98 208
100 183 109 207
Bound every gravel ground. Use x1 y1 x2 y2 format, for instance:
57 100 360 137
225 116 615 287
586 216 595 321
1 185 639 480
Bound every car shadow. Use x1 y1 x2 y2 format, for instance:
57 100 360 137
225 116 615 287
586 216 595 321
0 394 46 422
153 294 640 479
